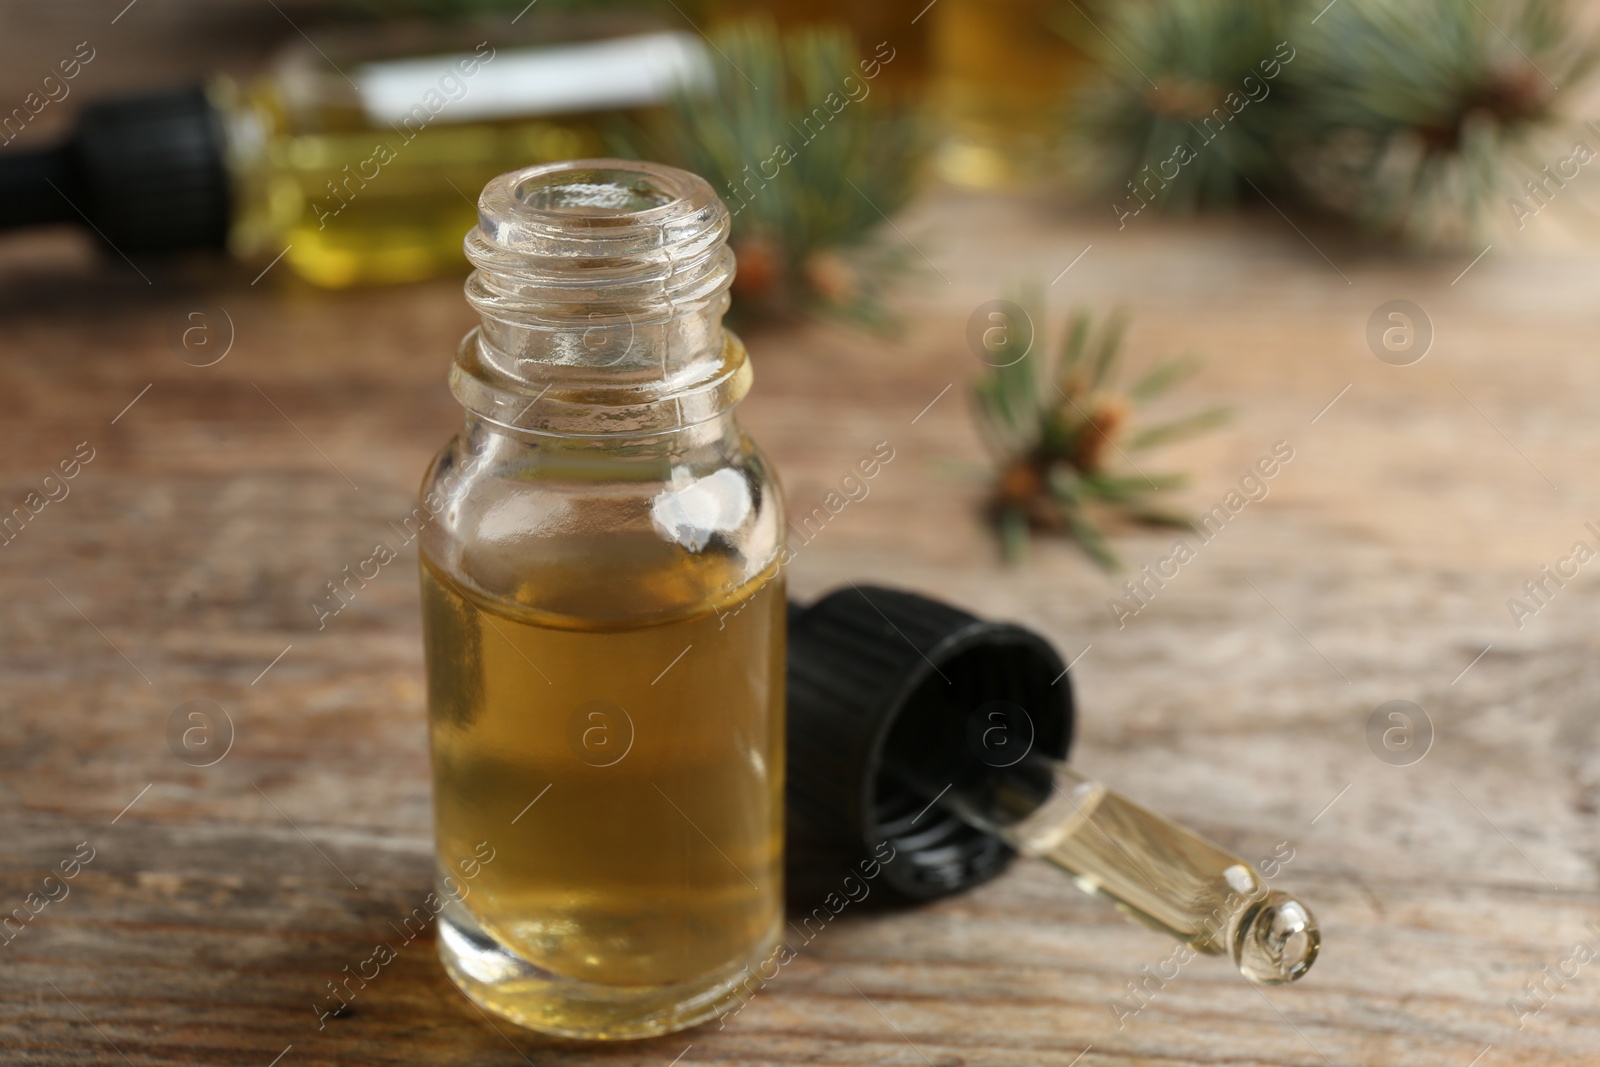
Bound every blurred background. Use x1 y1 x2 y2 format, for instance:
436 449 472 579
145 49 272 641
5 1 1600 1065
8 0 1596 299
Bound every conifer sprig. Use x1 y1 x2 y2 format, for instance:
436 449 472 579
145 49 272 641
1068 0 1599 246
1282 0 1599 244
1066 0 1292 216
971 293 1228 567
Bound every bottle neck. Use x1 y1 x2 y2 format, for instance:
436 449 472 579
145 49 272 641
449 158 745 439
460 406 742 462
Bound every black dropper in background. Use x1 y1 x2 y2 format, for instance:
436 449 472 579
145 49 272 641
785 585 1321 986
0 84 230 254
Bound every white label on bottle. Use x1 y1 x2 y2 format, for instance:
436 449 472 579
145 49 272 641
355 31 713 126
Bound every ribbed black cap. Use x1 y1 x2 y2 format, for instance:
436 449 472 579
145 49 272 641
0 83 231 254
787 586 1074 900
75 84 231 252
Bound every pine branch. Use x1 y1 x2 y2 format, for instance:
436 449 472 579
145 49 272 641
1065 0 1292 214
970 298 1228 569
1281 0 1599 245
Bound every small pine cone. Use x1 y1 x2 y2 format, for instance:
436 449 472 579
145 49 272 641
1143 79 1222 120
1075 397 1128 473
997 459 1044 508
801 249 858 305
731 235 784 302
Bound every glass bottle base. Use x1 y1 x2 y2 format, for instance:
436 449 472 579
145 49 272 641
436 904 781 1040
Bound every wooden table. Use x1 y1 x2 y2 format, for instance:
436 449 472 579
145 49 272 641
5 9 1600 1065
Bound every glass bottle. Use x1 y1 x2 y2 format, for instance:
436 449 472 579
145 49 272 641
224 22 711 287
929 0 1087 188
415 159 786 1039
0 22 709 288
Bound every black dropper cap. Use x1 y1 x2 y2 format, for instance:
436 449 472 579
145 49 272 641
786 586 1074 901
0 83 230 254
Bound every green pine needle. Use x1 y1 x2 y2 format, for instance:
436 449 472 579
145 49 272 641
1082 472 1190 499
1000 507 1033 563
1060 499 1123 571
1124 406 1233 452
1128 356 1203 402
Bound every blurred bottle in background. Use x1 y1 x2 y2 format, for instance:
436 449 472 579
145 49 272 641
0 16 710 286
706 0 932 98
928 0 1085 188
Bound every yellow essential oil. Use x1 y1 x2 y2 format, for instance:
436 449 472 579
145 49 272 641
221 26 709 286
423 553 785 1036
245 118 604 288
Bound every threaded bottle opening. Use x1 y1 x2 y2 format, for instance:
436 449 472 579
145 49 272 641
467 158 731 301
453 159 747 438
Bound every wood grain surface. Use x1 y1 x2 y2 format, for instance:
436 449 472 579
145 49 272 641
4 7 1600 1066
